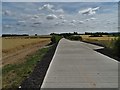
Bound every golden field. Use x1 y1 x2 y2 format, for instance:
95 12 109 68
80 35 117 48
2 37 51 66
2 37 50 50
81 35 116 41
2 37 50 54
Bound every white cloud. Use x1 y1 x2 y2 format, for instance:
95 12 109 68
71 20 76 23
78 7 100 15
79 8 91 14
33 15 39 18
79 21 84 24
92 7 100 11
39 4 65 14
90 17 96 20
55 9 64 13
46 14 57 20
2 2 117 34
39 4 54 12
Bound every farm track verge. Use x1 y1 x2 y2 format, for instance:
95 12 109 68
82 41 120 62
20 43 58 89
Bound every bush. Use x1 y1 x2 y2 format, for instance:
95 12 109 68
68 35 82 41
51 35 62 44
114 37 120 57
89 34 102 37
51 35 56 44
50 34 82 44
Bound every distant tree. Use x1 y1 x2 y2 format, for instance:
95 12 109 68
2 34 29 37
35 34 37 36
85 32 92 35
74 32 78 35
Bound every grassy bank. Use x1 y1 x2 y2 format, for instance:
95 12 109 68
51 35 62 44
81 35 120 60
2 46 50 89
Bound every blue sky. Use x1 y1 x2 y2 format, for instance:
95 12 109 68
2 2 118 35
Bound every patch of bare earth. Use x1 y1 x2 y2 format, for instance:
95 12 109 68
2 40 50 67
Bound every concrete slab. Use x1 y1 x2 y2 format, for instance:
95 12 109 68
41 38 118 89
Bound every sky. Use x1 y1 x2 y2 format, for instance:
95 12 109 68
2 0 119 2
2 2 118 35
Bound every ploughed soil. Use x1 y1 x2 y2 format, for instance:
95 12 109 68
20 43 57 89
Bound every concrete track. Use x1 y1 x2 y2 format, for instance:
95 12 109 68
41 38 118 89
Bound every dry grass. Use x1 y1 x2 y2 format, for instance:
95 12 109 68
2 38 50 50
2 37 50 56
81 35 117 48
81 35 116 41
2 37 51 66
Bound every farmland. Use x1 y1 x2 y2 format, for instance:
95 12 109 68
2 37 51 55
2 36 51 66
2 36 51 88
2 34 120 88
81 35 117 48
2 46 50 88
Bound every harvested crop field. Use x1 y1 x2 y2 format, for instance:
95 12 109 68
2 37 51 66
2 37 50 54
81 35 117 48
81 35 116 40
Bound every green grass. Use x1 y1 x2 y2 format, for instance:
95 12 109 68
2 46 50 88
51 35 62 44
54 35 62 42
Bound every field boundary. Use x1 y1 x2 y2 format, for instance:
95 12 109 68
20 43 58 89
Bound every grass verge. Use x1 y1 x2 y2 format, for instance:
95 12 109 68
82 36 120 61
20 43 58 88
2 46 49 89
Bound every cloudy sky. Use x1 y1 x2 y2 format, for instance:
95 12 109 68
2 2 118 35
